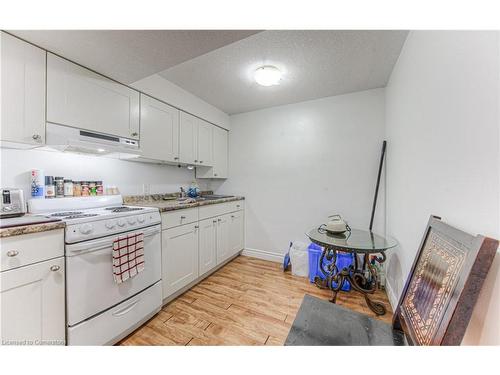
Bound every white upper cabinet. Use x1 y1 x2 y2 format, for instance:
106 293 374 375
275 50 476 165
179 111 198 164
140 94 180 162
197 119 213 166
0 32 46 148
46 53 140 139
196 126 228 179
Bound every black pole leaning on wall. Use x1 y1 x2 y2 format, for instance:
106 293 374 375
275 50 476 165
369 140 387 231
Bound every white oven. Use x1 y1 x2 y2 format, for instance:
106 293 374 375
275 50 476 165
65 224 162 345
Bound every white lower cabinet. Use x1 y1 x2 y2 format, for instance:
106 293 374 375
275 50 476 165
161 203 245 300
0 256 65 345
216 214 231 265
228 210 245 257
198 218 217 276
162 223 199 299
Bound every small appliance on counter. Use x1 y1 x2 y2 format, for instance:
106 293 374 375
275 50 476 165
1 188 26 218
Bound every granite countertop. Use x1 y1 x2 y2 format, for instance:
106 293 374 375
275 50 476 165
0 217 65 238
123 193 245 213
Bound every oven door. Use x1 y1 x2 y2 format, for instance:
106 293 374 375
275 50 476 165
65 224 161 327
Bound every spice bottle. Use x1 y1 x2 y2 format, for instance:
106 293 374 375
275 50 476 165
89 181 97 196
64 179 74 197
96 181 104 196
45 176 55 199
81 181 90 196
73 181 82 197
55 177 65 198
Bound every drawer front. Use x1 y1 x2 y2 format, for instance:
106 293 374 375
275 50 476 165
1 229 64 272
161 207 199 230
199 201 245 220
67 281 162 345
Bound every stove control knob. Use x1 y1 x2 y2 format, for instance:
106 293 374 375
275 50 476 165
128 217 137 225
117 219 126 227
80 224 93 235
105 221 115 229
137 215 145 223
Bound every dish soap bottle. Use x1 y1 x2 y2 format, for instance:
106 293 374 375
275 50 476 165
187 181 200 198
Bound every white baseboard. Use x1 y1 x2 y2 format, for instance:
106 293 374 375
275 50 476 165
241 248 283 263
385 279 399 311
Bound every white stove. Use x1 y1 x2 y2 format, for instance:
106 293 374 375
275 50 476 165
28 195 161 243
28 195 162 345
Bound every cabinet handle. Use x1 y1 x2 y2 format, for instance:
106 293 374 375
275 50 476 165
194 225 199 229
194 160 198 163
213 220 217 224
236 205 240 208
50 265 60 272
131 132 138 137
180 216 186 219
231 215 235 218
174 157 179 160
199 160 203 164
217 218 221 222
6 250 19 257
214 173 218 177
32 134 41 141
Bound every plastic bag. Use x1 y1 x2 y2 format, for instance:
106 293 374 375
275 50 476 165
289 241 309 277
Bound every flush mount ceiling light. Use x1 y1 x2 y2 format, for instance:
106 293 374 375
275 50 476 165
254 65 282 86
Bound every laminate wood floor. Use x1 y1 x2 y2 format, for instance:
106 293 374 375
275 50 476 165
119 255 393 346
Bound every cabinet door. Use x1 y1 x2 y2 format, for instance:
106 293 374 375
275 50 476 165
140 94 179 162
213 127 228 178
216 214 231 265
198 218 217 275
179 111 198 164
47 53 140 139
162 224 199 299
197 119 213 166
0 32 46 147
0 257 65 345
228 210 245 256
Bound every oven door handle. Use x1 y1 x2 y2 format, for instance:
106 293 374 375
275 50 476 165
112 298 141 317
66 225 161 255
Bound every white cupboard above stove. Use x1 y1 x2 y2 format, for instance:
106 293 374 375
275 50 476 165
139 94 180 163
0 32 46 149
46 53 140 140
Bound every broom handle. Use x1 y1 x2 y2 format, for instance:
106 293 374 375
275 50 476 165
369 141 387 231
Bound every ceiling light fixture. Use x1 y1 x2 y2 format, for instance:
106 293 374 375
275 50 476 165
254 65 282 86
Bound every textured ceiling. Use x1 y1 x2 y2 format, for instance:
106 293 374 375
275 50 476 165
160 30 408 114
9 30 261 83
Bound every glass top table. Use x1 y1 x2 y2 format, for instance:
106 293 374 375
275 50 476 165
306 227 398 253
306 226 398 316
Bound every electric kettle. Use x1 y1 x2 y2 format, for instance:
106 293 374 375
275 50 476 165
326 214 350 234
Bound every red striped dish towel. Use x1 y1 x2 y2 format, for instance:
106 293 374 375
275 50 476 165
112 232 145 284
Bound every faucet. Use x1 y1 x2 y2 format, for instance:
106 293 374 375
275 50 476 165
179 187 186 198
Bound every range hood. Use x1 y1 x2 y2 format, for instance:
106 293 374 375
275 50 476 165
45 123 141 158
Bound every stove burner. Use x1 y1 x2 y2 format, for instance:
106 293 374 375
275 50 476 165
104 206 144 213
64 214 99 219
51 211 83 217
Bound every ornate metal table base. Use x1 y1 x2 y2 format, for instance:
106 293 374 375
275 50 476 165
314 248 387 316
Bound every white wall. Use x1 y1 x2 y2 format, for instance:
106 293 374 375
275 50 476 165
385 31 500 345
217 89 386 260
0 148 207 198
132 74 230 130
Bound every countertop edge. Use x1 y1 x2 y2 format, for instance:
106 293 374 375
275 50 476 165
128 196 245 213
0 221 66 238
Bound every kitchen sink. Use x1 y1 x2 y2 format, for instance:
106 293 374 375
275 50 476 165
201 195 235 200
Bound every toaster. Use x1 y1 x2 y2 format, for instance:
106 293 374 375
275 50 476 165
1 188 26 218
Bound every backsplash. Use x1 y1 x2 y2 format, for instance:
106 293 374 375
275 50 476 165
0 148 212 198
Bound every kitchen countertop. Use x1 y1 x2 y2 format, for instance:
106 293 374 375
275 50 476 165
124 193 245 213
0 217 65 238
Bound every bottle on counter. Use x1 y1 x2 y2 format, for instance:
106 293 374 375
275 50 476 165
64 179 74 197
45 176 55 199
73 181 82 197
55 177 65 198
30 169 45 199
96 181 104 196
81 181 90 196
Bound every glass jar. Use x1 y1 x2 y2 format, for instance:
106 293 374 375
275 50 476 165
89 181 97 196
64 179 73 197
73 181 82 197
96 181 104 196
45 176 55 199
81 181 90 196
55 177 64 198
